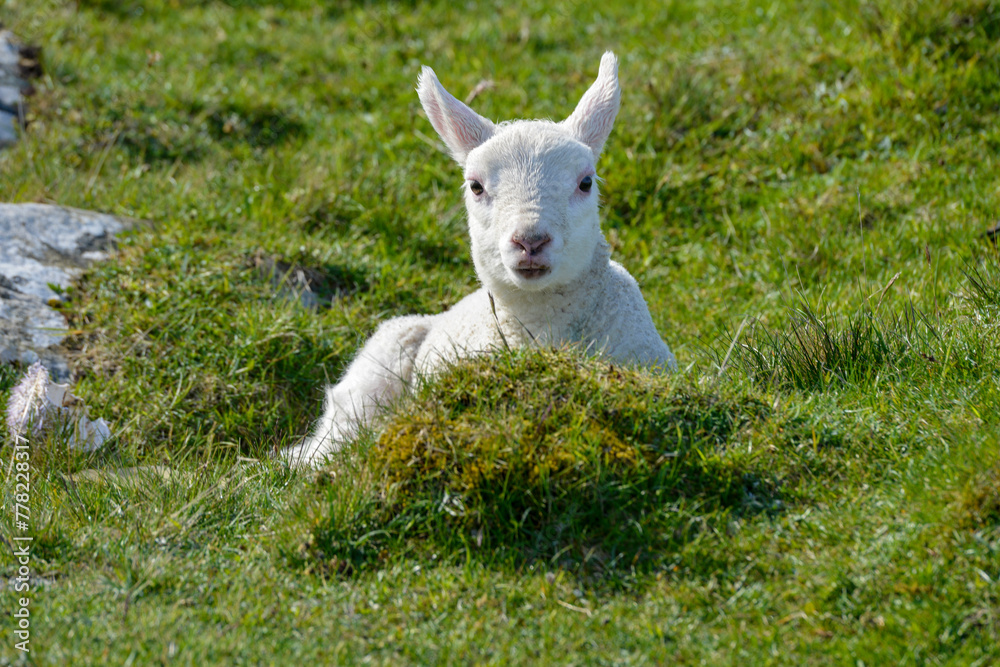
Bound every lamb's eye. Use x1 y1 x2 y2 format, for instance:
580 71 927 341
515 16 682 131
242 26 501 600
469 180 484 196
579 175 593 192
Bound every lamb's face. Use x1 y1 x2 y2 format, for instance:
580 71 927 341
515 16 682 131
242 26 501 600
463 122 602 293
417 52 621 296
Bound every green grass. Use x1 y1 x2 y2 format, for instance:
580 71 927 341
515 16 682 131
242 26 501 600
2 0 1000 663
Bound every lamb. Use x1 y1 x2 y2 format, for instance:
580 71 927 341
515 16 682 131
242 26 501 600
287 52 676 466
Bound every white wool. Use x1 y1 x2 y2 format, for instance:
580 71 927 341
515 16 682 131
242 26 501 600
288 52 676 466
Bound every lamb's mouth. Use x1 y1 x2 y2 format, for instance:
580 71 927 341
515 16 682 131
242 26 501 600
514 267 551 280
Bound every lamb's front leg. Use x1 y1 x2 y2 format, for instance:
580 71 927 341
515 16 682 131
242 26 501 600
285 315 431 466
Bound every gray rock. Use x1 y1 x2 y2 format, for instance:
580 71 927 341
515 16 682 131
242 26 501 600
0 31 20 69
0 84 21 107
0 110 16 145
0 204 131 381
0 29 40 148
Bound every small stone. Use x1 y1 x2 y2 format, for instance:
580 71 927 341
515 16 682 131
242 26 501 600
0 34 19 68
0 110 16 146
0 85 21 107
0 30 42 150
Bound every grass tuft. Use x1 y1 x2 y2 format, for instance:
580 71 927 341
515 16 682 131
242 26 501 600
718 300 940 391
963 251 1000 315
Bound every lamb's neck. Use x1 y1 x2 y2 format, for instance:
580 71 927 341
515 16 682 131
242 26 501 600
488 242 613 340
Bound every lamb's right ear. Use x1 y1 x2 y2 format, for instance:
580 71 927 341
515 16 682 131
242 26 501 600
417 67 495 166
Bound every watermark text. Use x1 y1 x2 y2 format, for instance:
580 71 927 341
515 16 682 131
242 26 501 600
11 432 32 653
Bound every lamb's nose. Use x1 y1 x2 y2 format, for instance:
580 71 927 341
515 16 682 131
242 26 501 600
512 234 552 256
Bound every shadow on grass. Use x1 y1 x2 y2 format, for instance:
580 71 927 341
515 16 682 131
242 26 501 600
861 0 1000 61
246 249 370 307
71 95 308 167
198 100 308 150
77 0 335 17
73 99 209 166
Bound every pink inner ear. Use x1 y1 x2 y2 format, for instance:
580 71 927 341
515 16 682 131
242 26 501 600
449 116 490 149
418 67 494 163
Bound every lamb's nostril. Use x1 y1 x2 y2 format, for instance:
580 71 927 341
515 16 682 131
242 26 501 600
512 234 552 256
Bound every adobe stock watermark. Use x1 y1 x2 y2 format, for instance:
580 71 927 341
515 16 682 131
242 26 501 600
10 430 33 654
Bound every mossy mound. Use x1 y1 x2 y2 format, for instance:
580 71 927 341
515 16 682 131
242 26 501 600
369 347 778 570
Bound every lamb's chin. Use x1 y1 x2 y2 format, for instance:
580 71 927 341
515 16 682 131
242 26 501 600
504 266 556 290
514 267 551 280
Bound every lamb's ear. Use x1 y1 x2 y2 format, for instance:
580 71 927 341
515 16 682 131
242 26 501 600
417 66 495 166
562 51 621 160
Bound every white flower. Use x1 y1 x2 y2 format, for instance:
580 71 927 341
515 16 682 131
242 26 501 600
6 361 50 439
4 362 111 451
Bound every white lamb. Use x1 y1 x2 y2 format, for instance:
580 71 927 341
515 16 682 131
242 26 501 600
287 52 676 466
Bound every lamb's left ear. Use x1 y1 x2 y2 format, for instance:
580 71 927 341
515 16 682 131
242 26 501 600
417 67 495 167
562 51 621 160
